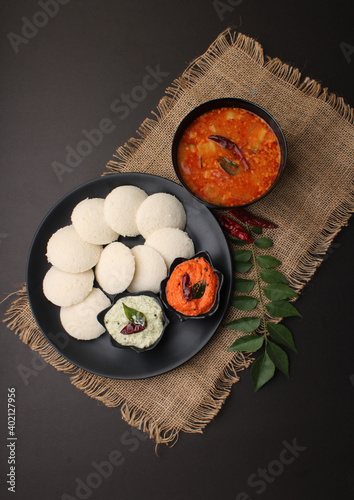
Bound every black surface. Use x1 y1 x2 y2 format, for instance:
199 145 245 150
27 173 232 379
1 1 353 499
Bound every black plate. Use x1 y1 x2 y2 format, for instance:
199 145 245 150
26 173 233 379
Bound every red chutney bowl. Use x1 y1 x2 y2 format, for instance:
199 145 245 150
171 98 287 209
160 251 224 322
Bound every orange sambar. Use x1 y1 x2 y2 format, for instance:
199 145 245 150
177 107 281 207
166 257 219 316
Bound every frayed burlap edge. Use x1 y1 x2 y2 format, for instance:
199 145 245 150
3 285 252 446
288 194 354 292
118 358 250 448
105 29 353 176
105 27 354 293
3 29 353 445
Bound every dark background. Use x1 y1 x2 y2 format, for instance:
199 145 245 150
1 1 353 499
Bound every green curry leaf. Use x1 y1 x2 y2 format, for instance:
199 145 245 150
266 323 298 353
265 340 289 378
191 279 206 299
255 237 273 249
230 238 247 246
233 249 252 262
263 284 298 301
218 156 240 175
266 300 302 318
232 295 258 311
234 261 252 273
251 353 276 392
234 278 255 293
225 316 261 333
257 255 281 268
228 334 264 352
251 226 262 235
259 269 289 284
122 303 146 326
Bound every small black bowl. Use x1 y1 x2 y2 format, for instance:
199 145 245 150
171 97 287 208
97 291 170 353
160 251 223 321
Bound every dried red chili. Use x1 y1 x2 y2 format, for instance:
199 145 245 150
120 322 146 335
181 272 207 301
228 207 278 229
216 214 254 243
208 135 250 172
182 273 193 301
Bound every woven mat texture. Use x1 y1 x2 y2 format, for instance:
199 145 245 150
5 30 354 445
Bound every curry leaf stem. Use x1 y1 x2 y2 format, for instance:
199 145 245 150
247 225 268 341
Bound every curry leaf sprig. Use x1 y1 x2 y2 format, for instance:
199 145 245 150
221 213 302 392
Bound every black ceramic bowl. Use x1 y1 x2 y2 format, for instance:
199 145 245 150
171 97 287 209
160 251 224 321
97 291 170 353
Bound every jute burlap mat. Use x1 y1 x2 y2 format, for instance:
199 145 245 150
4 30 354 445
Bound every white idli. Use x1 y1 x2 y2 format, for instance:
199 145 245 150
135 192 187 239
71 197 118 245
46 225 102 273
103 185 148 236
60 288 111 340
95 242 135 295
127 245 167 294
145 227 195 269
43 266 94 307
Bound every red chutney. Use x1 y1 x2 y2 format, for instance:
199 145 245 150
166 257 219 316
177 107 281 206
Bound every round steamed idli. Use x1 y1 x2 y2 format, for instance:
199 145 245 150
127 245 167 294
144 227 195 269
135 192 186 239
71 197 118 244
60 288 111 340
46 225 102 273
103 185 148 236
95 242 135 295
43 266 94 307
